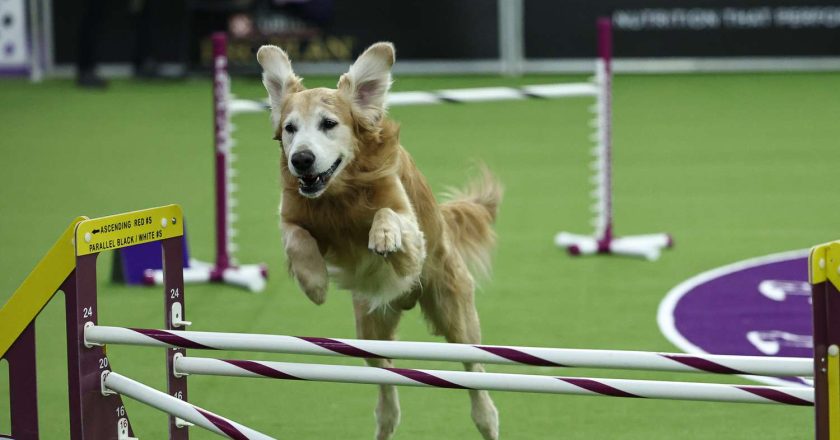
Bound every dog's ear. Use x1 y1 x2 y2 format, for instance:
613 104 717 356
256 45 302 124
338 42 395 129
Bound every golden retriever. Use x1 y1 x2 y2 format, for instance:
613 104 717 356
257 41 502 440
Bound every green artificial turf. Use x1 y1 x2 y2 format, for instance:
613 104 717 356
1 71 839 439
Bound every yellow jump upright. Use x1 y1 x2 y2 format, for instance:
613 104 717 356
0 216 86 358
0 204 186 440
810 241 840 440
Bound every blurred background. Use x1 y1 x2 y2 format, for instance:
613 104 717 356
1 1 839 439
5 0 840 80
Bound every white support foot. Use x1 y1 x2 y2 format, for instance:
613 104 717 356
555 232 673 261
608 233 673 261
145 258 213 286
222 264 268 292
554 232 599 255
144 259 267 292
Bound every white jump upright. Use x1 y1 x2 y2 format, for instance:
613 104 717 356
221 20 673 261
145 33 268 293
554 18 673 261
220 22 673 259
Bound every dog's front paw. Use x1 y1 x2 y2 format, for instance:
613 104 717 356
369 208 402 256
301 282 327 305
283 222 329 305
289 261 329 305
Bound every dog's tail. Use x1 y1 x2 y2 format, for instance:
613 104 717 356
440 164 503 280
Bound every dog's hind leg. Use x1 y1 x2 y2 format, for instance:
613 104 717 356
353 297 404 440
419 269 500 440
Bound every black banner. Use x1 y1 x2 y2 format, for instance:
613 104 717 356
52 0 840 71
196 0 498 71
526 0 840 58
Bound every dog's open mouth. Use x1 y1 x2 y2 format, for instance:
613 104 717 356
298 157 342 196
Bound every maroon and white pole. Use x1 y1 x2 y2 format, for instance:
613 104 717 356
145 35 268 292
174 357 814 406
147 32 269 293
163 237 188 440
212 32 232 275
555 18 673 260
596 16 613 246
102 371 275 440
85 326 813 377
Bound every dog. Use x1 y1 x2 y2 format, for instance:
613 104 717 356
257 41 502 440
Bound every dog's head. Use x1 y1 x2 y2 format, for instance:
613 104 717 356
257 42 395 198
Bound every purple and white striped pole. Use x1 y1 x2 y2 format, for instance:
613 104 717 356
173 357 814 407
84 326 813 378
212 32 232 275
596 16 613 247
144 35 268 292
102 371 275 440
555 18 673 260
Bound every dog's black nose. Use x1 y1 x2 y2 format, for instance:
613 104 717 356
291 150 316 172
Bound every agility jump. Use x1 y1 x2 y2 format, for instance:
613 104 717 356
0 204 836 439
213 18 672 261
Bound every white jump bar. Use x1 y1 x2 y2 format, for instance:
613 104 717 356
102 371 275 440
85 326 813 377
226 82 601 113
436 86 528 102
521 83 599 97
174 357 814 406
229 99 269 115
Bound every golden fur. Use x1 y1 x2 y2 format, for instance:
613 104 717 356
258 42 502 440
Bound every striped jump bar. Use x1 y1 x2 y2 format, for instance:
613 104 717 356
227 82 599 115
174 357 814 407
102 371 275 440
85 326 813 377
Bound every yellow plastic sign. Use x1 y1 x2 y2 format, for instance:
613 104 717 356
75 205 184 256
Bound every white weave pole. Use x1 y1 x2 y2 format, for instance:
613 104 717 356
84 326 813 377
174 357 814 406
102 371 276 440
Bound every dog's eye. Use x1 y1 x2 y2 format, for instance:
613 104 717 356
320 118 338 130
284 123 297 134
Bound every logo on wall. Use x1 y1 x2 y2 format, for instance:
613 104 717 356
200 1 355 71
0 0 29 73
658 249 812 387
